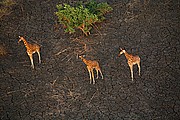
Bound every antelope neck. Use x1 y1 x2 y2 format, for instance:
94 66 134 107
82 58 89 65
124 51 131 59
21 39 29 48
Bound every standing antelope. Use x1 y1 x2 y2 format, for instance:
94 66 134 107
79 55 103 84
18 36 41 69
118 48 141 81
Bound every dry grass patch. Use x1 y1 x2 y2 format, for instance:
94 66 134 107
0 44 7 56
0 0 16 18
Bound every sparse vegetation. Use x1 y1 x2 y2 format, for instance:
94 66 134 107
124 0 151 22
0 44 7 56
0 0 16 19
55 0 113 36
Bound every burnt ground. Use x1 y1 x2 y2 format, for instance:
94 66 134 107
0 0 180 119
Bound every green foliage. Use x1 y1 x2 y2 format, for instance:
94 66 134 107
85 0 113 21
55 0 113 36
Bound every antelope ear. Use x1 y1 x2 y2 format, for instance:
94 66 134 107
120 48 122 50
19 36 21 38
82 55 85 57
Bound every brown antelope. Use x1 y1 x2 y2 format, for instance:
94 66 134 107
18 36 41 69
118 48 140 81
79 55 103 84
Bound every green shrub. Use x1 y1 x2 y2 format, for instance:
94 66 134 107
85 0 113 21
55 0 113 36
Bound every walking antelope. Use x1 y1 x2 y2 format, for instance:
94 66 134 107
118 48 141 81
18 36 41 69
79 55 103 84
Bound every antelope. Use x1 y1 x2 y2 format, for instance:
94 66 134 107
118 48 140 81
79 55 103 84
18 36 41 69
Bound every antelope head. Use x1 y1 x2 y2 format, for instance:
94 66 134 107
18 36 24 43
118 48 125 57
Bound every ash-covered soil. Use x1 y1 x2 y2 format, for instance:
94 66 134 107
0 0 180 119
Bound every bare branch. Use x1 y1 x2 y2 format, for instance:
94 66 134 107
55 47 70 56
